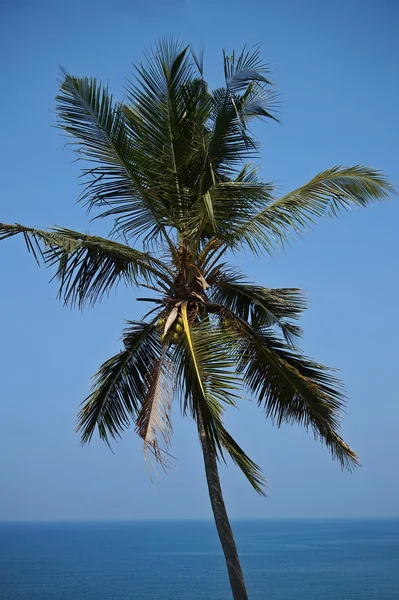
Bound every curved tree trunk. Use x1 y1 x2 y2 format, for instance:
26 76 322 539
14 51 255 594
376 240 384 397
197 415 249 600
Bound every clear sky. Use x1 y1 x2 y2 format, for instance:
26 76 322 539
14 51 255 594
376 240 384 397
0 0 398 521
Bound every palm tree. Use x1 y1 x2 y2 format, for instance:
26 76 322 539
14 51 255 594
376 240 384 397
0 39 393 600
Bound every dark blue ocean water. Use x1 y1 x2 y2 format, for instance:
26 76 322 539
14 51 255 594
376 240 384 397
0 519 398 599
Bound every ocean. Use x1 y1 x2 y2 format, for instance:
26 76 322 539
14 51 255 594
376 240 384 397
0 519 398 599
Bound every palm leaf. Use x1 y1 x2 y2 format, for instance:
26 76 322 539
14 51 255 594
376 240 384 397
174 316 265 493
209 267 306 345
56 72 167 240
218 424 267 495
135 349 173 471
124 40 209 227
0 223 172 307
181 303 206 397
223 45 274 93
210 308 358 470
189 48 277 203
223 46 279 129
173 317 239 444
229 166 394 254
185 176 274 243
77 320 161 445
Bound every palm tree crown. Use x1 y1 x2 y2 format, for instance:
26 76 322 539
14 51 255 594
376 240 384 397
1 39 393 493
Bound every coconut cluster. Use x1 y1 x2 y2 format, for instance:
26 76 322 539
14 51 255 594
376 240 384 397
158 315 184 344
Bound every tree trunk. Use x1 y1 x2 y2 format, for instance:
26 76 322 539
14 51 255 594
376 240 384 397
197 415 249 600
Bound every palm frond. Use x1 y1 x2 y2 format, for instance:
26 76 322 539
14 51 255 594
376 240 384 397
77 320 161 445
205 88 258 182
190 48 277 201
135 350 173 471
180 303 207 398
0 223 172 307
209 267 306 345
185 176 274 242
218 424 267 495
173 314 266 493
223 45 274 93
210 309 358 470
229 166 394 254
124 39 211 228
173 315 239 445
223 45 279 128
56 72 167 240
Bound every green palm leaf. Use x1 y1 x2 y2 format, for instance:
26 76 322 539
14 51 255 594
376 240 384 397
229 166 394 254
176 311 239 418
208 46 278 174
224 314 359 470
124 41 209 229
223 45 273 92
77 320 161 445
174 314 265 493
218 424 267 495
185 175 274 243
57 72 166 240
208 267 306 345
173 312 238 443
0 223 172 307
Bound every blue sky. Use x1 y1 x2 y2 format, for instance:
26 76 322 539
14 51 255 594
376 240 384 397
0 0 398 520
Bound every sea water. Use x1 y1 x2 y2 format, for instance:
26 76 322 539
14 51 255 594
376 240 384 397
1 519 398 599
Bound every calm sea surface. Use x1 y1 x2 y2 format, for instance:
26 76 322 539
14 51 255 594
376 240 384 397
0 519 398 599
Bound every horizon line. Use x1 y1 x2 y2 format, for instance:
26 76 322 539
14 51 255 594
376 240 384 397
1 516 398 524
